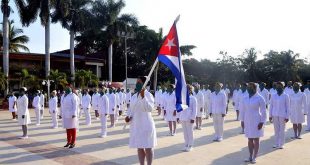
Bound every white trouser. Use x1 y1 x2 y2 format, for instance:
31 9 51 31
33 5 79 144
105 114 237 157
307 114 310 130
35 107 41 124
213 114 224 139
273 116 286 147
51 112 58 128
100 115 107 136
83 108 91 125
40 107 44 119
181 121 194 147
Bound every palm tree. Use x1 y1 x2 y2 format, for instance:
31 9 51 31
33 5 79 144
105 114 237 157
92 0 139 82
1 0 12 94
15 0 54 78
0 20 30 52
19 68 29 87
52 0 93 83
75 69 98 88
48 69 67 90
0 67 7 91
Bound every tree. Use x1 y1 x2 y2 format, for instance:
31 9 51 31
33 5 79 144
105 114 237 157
48 69 67 90
0 68 7 91
92 0 139 82
180 45 196 56
52 0 93 82
239 48 258 81
15 0 55 78
75 69 98 88
0 20 30 52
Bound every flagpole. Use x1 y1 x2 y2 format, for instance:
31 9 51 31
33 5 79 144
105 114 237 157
142 15 180 89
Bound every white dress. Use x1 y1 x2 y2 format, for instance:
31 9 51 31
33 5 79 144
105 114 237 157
128 91 157 148
17 95 31 125
164 92 177 121
289 91 307 124
194 91 205 117
240 93 266 138
61 93 78 129
8 96 17 112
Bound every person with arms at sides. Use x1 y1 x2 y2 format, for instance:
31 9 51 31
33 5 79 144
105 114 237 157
209 82 227 142
62 84 79 148
39 90 45 119
240 83 266 163
98 86 109 138
108 87 117 128
194 85 204 130
222 84 231 114
125 76 157 165
32 90 41 126
8 92 17 120
177 85 197 152
238 83 249 134
269 82 290 149
284 81 294 96
17 87 31 139
232 84 241 121
91 88 100 120
49 90 58 128
164 84 177 136
304 80 310 131
126 88 132 111
81 89 92 126
258 82 270 119
289 82 307 139
202 84 211 119
155 86 162 116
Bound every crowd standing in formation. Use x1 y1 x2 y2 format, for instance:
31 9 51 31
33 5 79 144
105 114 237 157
6 79 310 165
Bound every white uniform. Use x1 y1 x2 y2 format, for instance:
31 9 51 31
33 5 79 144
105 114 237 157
8 96 17 112
209 91 227 140
202 89 211 115
240 93 266 138
238 91 249 121
39 94 45 118
91 92 100 112
61 93 79 129
17 95 31 125
121 92 126 111
126 92 131 107
155 90 162 107
98 94 109 137
258 88 270 105
269 93 290 148
81 94 92 125
178 95 197 147
194 91 205 117
289 91 307 124
32 95 41 124
108 93 117 115
49 96 58 128
164 92 177 121
232 89 241 111
284 87 294 96
304 88 310 130
128 91 157 148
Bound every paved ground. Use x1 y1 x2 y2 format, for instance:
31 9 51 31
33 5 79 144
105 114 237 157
1 104 310 165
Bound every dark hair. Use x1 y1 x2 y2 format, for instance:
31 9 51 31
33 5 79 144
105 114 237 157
138 76 147 83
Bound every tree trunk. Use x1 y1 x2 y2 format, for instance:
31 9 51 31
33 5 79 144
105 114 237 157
45 4 50 78
153 63 159 91
2 1 9 95
70 30 75 83
108 43 113 82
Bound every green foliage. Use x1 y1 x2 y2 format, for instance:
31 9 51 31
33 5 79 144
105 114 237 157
48 69 67 90
75 69 98 88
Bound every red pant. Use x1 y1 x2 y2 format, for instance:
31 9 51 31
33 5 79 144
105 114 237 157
66 128 76 144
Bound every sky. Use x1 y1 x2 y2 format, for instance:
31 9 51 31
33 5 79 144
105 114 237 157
2 0 310 61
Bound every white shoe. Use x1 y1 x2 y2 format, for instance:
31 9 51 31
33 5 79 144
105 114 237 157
251 158 257 164
182 146 188 151
217 138 223 142
244 158 252 162
185 146 193 152
197 127 202 130
19 136 28 139
36 123 40 126
99 134 107 138
12 118 17 121
272 145 278 148
52 127 58 129
277 146 284 149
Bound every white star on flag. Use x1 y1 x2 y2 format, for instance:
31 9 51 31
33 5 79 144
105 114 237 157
165 38 176 51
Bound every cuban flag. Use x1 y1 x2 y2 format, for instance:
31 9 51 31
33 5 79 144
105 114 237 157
158 21 189 112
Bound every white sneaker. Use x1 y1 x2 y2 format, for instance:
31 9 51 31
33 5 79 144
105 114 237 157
185 146 193 152
99 134 107 138
182 146 188 151
18 136 28 139
251 158 257 164
277 146 284 149
217 138 223 142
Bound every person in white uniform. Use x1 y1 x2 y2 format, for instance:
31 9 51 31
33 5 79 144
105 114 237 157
17 87 31 139
164 84 177 136
232 84 241 121
8 92 17 120
98 87 109 138
194 85 204 130
62 85 79 148
108 88 117 127
269 82 290 149
81 89 92 125
32 90 41 126
238 83 249 133
304 80 310 131
177 85 197 152
209 82 227 142
39 91 45 119
289 82 307 139
91 88 100 120
223 84 231 114
202 84 211 119
49 90 58 128
284 81 294 96
125 76 157 165
126 88 132 110
155 86 162 116
240 83 266 164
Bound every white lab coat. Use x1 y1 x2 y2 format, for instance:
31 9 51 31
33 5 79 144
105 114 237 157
32 96 40 110
164 92 177 121
258 88 270 105
91 93 100 111
108 93 117 115
232 89 241 111
237 91 249 121
289 91 307 124
17 95 31 125
284 87 294 96
155 90 162 107
81 94 91 109
8 96 17 112
99 94 109 136
194 91 205 117
269 93 290 119
240 93 266 138
126 92 132 105
49 96 58 128
209 91 227 115
61 93 78 129
128 90 157 148
40 94 45 109
202 89 211 110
